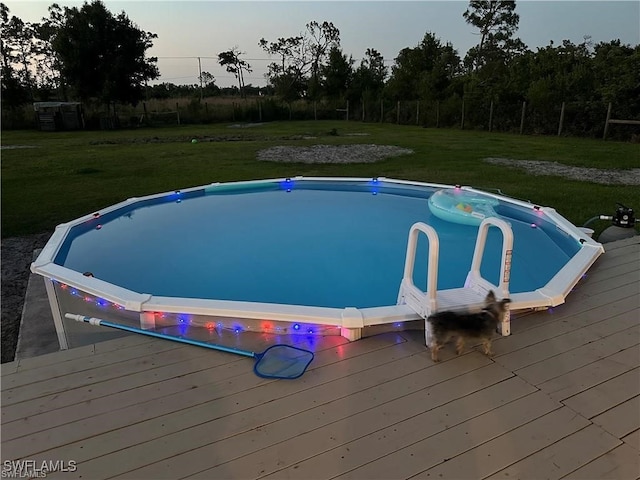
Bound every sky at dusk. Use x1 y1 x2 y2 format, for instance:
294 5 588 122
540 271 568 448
5 1 640 88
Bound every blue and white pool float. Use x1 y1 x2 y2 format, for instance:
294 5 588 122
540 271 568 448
428 188 500 226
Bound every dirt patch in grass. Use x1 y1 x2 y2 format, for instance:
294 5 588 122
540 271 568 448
1 232 51 363
257 144 414 164
88 133 320 145
484 157 640 185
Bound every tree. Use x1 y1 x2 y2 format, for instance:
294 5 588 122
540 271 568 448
0 3 37 103
46 0 159 108
306 21 340 99
35 3 68 99
259 20 340 101
463 0 525 72
351 48 387 103
198 71 220 97
592 40 639 109
320 46 353 100
258 35 307 101
217 47 252 98
462 0 527 125
386 32 461 101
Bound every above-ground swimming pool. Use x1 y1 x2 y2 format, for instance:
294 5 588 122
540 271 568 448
32 177 604 349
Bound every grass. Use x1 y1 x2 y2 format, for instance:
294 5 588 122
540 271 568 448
2 120 638 238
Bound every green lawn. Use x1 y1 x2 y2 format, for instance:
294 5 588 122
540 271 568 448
2 121 638 238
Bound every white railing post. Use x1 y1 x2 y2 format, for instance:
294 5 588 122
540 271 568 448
465 217 514 335
397 221 440 319
466 217 513 298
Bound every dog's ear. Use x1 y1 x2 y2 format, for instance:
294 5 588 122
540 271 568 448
485 290 496 302
501 298 511 305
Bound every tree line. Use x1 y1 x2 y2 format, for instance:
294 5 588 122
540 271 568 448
1 0 638 138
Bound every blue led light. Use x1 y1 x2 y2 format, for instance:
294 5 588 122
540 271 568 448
293 323 301 330
280 178 295 192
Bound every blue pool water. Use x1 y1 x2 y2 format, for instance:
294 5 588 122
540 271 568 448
55 183 578 309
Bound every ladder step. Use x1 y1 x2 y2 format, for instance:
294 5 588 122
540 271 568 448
436 288 488 313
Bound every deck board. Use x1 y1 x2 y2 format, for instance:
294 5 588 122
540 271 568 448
485 425 622 480
41 337 452 478
622 429 640 450
562 368 640 419
514 325 640 386
300 392 561 480
411 408 592 479
3 334 403 461
591 395 640 439
124 363 523 480
1 342 200 405
0 237 638 480
562 443 640 480
539 346 640 402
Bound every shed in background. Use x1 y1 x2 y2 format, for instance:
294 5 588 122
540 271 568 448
33 102 83 131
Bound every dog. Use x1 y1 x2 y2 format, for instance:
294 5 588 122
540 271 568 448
427 290 511 362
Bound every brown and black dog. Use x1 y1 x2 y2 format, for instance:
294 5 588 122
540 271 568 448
427 290 511 362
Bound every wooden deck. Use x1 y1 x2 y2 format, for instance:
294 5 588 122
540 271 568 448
1 236 638 480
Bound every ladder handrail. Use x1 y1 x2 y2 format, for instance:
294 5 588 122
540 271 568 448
398 222 439 315
466 217 514 300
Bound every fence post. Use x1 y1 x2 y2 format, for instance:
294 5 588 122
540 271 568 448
436 101 440 128
416 101 420 125
258 100 262 122
176 102 180 125
519 101 526 134
346 100 349 121
362 97 365 122
397 100 400 124
603 102 612 140
489 100 494 132
313 101 317 121
380 99 384 123
460 98 465 129
558 101 565 136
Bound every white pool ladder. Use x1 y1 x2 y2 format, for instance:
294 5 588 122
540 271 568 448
396 218 514 346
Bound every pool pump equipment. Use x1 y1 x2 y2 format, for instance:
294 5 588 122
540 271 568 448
612 203 636 228
584 203 639 243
